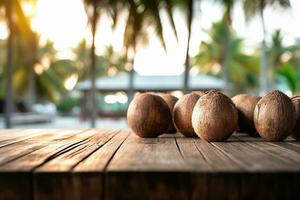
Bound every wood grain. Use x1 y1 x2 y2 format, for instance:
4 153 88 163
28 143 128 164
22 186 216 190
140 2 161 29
0 129 46 148
33 129 126 200
0 129 85 167
0 129 90 200
0 130 299 200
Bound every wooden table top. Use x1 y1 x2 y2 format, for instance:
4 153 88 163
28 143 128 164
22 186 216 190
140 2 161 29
0 129 299 200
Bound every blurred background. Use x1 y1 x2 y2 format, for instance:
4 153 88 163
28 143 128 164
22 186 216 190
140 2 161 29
0 0 299 129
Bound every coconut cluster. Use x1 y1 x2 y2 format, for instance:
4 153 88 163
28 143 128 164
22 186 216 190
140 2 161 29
127 90 299 142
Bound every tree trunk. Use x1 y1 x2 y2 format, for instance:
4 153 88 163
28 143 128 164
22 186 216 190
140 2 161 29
183 0 193 93
28 35 38 111
221 23 230 95
5 2 14 129
90 2 97 128
127 59 135 106
259 4 268 95
27 46 36 111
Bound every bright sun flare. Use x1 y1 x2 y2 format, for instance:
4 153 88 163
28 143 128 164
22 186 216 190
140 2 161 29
30 0 88 50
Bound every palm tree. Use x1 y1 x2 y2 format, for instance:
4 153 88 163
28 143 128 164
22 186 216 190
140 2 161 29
212 0 235 93
84 0 124 127
5 1 14 128
121 0 168 102
193 19 259 93
182 0 193 92
243 0 291 95
0 0 34 128
269 29 300 69
11 38 78 103
84 0 179 127
73 40 127 81
268 30 300 94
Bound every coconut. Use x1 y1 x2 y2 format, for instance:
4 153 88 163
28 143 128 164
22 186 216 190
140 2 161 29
291 96 300 141
232 94 261 136
127 93 172 138
193 91 206 96
254 90 296 142
173 93 200 137
192 91 238 142
157 93 178 133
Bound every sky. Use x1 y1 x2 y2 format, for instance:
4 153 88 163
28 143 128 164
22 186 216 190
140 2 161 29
0 0 300 76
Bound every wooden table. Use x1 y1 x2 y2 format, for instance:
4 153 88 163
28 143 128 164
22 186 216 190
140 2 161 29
0 129 299 200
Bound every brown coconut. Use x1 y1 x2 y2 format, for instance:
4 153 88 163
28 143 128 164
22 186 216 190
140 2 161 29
192 91 238 142
173 93 201 137
232 94 261 136
291 96 300 141
254 90 296 142
157 93 178 133
193 91 206 96
127 93 172 138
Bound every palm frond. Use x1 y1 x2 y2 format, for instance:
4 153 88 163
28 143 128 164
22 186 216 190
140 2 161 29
163 0 178 41
141 0 167 51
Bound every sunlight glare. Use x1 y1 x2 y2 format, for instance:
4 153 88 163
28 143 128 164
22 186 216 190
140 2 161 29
64 74 79 91
0 22 8 39
31 0 87 51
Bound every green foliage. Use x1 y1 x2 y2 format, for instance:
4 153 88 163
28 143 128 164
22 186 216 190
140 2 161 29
56 95 80 114
276 64 297 93
11 38 76 102
276 64 300 94
269 30 285 69
243 0 291 20
269 30 300 94
73 40 128 80
192 19 259 92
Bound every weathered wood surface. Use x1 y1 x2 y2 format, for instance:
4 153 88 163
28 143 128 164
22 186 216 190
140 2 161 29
0 129 299 200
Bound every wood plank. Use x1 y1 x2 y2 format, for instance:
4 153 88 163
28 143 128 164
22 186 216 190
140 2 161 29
0 129 93 200
107 133 188 171
192 137 242 171
0 130 300 200
36 129 119 172
0 129 46 140
236 135 300 165
233 134 300 199
286 140 300 148
33 129 126 200
106 134 241 200
174 136 212 171
191 137 241 200
212 136 300 171
74 130 129 172
106 133 193 200
0 129 86 166
0 129 20 136
0 129 46 148
106 133 300 200
270 141 300 154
